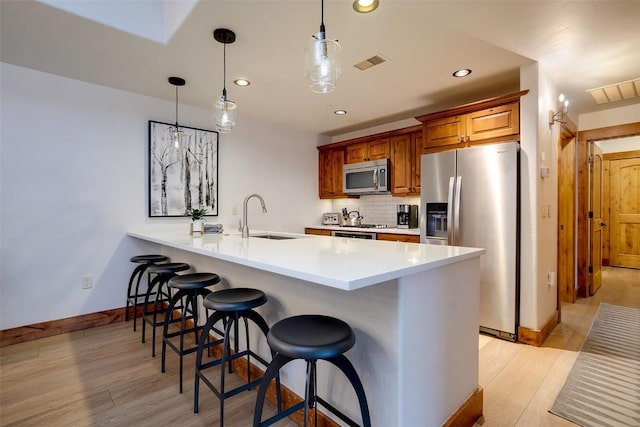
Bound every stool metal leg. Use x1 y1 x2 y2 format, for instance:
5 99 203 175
126 264 146 326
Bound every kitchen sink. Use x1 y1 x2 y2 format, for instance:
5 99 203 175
251 234 299 240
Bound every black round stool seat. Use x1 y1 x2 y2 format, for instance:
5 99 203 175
130 254 168 264
147 262 190 275
203 288 267 312
169 272 220 290
254 315 370 427
267 315 355 360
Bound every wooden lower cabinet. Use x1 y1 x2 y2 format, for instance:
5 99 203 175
305 228 420 242
304 228 332 236
376 233 420 243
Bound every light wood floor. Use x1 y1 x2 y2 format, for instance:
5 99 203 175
1 267 638 426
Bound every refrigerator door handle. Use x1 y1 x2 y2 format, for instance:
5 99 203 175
454 176 462 245
447 176 455 245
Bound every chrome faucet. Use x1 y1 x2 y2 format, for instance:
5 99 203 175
241 193 267 238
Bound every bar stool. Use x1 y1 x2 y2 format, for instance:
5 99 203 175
194 288 282 427
126 254 169 331
141 262 191 357
253 315 371 427
162 272 220 393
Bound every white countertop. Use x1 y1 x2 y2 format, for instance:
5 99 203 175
127 227 483 291
306 225 421 235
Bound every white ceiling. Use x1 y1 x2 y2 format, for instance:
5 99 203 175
1 0 639 136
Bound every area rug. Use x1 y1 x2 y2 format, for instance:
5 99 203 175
550 303 640 427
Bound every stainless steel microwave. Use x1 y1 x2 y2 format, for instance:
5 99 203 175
343 159 390 195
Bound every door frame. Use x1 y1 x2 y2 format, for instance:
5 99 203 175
557 123 577 305
576 122 640 297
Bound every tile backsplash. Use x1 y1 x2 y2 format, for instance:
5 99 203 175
331 195 420 226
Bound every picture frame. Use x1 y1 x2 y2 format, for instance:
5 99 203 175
148 120 219 217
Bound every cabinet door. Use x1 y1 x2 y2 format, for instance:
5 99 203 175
424 115 464 148
391 134 412 195
318 148 345 198
305 228 332 236
346 138 389 163
376 233 420 243
368 138 390 160
346 143 368 164
411 131 423 193
331 149 346 197
465 102 519 142
319 149 334 198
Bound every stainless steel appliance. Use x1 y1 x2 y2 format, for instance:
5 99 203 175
343 159 389 195
397 204 418 229
322 213 340 225
420 141 520 341
331 230 377 239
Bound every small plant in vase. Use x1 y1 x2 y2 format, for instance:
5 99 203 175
186 207 208 234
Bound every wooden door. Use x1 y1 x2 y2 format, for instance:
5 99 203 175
346 142 368 164
609 157 640 268
558 134 576 302
589 143 603 295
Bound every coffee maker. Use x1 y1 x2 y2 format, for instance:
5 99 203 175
397 204 418 229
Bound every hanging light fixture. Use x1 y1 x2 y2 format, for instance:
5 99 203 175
168 76 189 148
305 0 341 94
213 28 237 133
549 93 570 125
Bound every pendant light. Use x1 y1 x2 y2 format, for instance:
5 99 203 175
168 77 189 148
305 0 341 94
213 28 237 133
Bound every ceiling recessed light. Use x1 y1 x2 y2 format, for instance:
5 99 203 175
453 69 472 78
234 79 251 86
334 110 347 115
353 0 379 13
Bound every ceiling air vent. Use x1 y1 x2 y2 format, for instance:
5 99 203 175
587 78 640 105
354 55 387 71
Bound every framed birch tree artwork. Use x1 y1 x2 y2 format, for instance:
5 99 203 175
148 121 219 217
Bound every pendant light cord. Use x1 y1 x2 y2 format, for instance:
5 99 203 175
175 85 179 127
319 0 326 37
222 42 227 99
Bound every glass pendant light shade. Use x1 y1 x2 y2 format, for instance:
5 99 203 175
168 76 190 149
305 33 341 94
213 28 237 133
306 0 341 94
214 93 237 133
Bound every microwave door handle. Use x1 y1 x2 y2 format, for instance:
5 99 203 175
447 177 454 245
373 168 379 189
454 176 462 245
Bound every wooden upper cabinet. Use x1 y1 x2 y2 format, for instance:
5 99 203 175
346 138 389 163
391 130 423 195
465 102 519 143
423 115 466 148
319 147 346 199
417 91 527 151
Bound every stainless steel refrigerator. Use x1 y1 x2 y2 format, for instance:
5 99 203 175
420 141 519 341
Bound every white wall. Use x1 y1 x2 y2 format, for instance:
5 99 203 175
0 63 324 329
519 63 560 331
579 103 640 130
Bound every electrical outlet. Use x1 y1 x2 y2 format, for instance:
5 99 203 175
547 272 556 287
81 275 93 289
232 205 238 215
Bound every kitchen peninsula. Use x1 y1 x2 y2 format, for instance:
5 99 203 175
128 227 484 426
